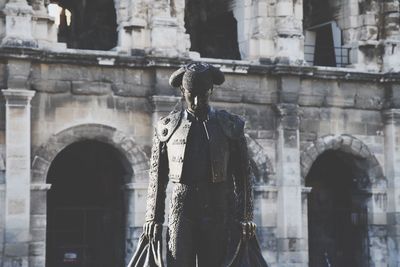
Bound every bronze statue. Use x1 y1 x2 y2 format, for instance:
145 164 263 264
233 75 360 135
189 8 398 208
133 62 265 267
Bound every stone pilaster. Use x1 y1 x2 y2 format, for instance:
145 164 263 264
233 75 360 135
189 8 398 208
1 0 37 48
382 0 400 72
350 0 381 71
383 109 400 267
274 76 306 267
1 89 35 267
147 0 189 57
232 0 275 60
274 0 304 63
123 182 147 266
29 183 51 267
31 0 59 49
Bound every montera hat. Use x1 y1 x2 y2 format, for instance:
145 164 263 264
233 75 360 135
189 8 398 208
169 62 225 93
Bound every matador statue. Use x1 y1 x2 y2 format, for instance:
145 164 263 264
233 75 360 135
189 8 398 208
141 62 259 267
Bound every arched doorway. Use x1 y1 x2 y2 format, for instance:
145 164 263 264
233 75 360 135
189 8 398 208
306 150 370 267
46 140 129 267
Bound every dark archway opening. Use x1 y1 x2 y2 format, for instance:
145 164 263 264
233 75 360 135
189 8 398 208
306 150 370 267
184 0 241 59
46 140 128 267
50 0 118 50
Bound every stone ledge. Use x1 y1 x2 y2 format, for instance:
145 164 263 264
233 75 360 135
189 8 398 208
30 184 51 191
0 47 398 82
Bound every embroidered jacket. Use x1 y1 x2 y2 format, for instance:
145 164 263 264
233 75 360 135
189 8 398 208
145 108 253 224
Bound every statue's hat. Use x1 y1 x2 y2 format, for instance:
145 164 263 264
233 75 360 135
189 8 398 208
169 62 225 93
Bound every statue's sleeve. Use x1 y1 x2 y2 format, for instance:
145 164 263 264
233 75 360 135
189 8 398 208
145 130 169 223
232 133 254 222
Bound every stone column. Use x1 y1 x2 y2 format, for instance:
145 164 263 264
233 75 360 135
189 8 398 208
351 0 381 71
275 75 306 267
274 0 304 63
1 0 37 48
29 183 51 267
382 0 400 72
124 181 147 266
31 0 60 49
383 108 400 267
233 0 275 60
1 89 35 267
147 0 189 57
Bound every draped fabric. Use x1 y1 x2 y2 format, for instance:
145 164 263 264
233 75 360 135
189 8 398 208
127 234 164 267
224 235 269 267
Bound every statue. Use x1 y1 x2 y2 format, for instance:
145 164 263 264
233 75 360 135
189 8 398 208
129 62 267 267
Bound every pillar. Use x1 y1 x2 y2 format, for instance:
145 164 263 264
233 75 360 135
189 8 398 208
2 0 37 48
275 75 307 266
1 89 35 267
274 0 304 63
147 0 189 57
382 0 400 72
383 108 400 267
31 0 59 49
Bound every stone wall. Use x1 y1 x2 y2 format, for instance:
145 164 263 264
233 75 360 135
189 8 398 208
5 51 397 266
0 0 398 266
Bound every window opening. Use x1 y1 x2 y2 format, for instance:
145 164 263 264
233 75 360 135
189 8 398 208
303 0 351 67
184 0 241 59
49 0 117 50
305 21 350 67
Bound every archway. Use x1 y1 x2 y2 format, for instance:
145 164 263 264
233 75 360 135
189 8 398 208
31 124 149 266
306 150 370 267
45 140 130 267
302 135 387 267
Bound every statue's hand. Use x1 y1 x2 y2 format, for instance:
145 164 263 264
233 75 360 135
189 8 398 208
240 221 257 240
143 221 163 241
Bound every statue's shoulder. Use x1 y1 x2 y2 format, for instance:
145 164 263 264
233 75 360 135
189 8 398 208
215 109 245 139
156 109 182 142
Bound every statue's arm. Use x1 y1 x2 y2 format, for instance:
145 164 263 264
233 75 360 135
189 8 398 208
233 133 254 222
145 131 169 225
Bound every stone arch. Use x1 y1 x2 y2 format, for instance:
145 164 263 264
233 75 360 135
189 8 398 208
300 134 386 188
30 123 150 266
246 135 275 186
31 123 149 185
302 134 388 266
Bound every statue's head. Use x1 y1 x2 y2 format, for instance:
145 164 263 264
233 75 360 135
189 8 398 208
169 62 225 115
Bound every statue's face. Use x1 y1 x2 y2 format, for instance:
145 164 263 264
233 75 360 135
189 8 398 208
182 87 212 114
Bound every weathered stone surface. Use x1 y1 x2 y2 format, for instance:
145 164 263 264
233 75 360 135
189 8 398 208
112 83 152 97
71 81 112 95
0 0 398 265
31 80 71 93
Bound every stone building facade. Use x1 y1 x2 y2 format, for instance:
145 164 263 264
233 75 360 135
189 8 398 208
0 0 399 266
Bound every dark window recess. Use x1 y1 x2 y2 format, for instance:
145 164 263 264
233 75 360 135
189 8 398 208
304 22 351 67
46 141 128 267
303 0 351 67
51 0 117 50
313 25 336 67
303 0 332 29
306 151 370 267
185 0 241 60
